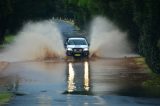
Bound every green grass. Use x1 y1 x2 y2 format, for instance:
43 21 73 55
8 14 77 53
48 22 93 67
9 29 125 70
0 92 13 105
143 73 160 88
0 45 4 49
134 57 160 88
0 35 15 49
134 57 149 68
5 35 15 44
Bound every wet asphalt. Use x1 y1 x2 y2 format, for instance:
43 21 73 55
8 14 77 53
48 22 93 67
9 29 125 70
0 58 159 106
0 21 160 106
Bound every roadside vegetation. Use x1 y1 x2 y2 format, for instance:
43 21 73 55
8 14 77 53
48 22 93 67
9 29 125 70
143 74 160 88
134 57 160 89
68 0 160 73
0 0 160 73
4 35 14 44
0 35 15 49
0 92 13 105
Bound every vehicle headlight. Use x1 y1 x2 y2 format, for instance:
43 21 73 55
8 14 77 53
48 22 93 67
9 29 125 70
67 48 72 51
83 48 89 51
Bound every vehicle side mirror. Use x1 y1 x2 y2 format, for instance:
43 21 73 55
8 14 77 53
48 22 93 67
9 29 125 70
88 43 90 46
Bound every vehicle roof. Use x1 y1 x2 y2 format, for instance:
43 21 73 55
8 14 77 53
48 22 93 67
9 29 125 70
68 37 86 40
68 38 86 40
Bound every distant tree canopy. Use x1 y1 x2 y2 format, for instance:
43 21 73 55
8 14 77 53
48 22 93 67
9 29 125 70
0 0 160 73
0 0 67 36
67 0 160 73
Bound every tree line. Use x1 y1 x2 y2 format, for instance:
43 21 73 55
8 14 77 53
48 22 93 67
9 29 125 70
66 0 160 73
0 0 160 73
0 0 68 43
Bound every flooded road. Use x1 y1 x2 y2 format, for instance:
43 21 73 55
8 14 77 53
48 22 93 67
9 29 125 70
0 58 160 106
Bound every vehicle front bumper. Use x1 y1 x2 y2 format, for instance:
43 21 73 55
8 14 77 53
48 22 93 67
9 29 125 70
66 50 89 57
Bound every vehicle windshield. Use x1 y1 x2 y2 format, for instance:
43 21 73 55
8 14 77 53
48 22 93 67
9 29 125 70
68 39 87 45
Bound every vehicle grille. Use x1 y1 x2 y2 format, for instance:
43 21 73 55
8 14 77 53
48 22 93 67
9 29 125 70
73 48 83 53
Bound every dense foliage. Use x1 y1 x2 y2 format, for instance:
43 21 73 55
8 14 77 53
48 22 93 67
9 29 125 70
0 0 160 72
0 0 67 43
66 0 160 73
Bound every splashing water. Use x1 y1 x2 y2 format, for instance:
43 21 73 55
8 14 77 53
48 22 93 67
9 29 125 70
0 17 132 62
0 20 65 62
89 16 131 58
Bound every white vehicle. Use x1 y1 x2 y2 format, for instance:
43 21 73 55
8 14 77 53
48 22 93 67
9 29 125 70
65 37 89 57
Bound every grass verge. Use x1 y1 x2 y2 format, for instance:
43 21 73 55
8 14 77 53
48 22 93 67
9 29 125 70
134 57 148 68
0 35 15 49
0 92 13 105
143 73 160 88
134 57 160 88
5 35 15 44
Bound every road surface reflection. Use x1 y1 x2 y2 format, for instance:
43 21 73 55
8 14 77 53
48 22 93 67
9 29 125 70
64 61 91 95
1 59 160 106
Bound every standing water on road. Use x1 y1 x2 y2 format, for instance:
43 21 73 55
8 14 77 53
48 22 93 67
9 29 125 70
0 18 160 106
0 58 160 106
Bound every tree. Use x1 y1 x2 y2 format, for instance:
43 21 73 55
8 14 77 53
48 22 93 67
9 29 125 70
0 0 12 44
